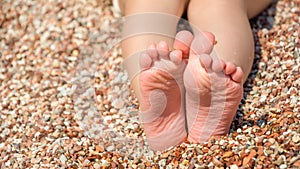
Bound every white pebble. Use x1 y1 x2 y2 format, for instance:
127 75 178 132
93 163 101 169
292 134 300 143
112 99 124 109
0 143 5 148
59 154 68 164
83 159 90 165
280 164 287 169
230 164 239 169
259 95 267 102
106 145 115 151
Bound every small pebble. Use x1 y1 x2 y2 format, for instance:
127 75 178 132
280 164 287 169
230 164 239 169
292 134 300 143
59 155 68 164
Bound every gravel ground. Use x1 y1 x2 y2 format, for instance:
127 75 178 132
0 0 299 168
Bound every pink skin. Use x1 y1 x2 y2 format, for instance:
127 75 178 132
138 32 192 151
138 30 244 149
173 30 194 59
181 31 244 143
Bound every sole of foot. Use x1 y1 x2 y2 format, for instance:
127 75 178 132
138 31 193 151
183 31 244 143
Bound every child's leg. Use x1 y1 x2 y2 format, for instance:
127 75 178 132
187 0 256 81
246 0 273 19
121 0 188 101
120 0 193 151
183 0 272 143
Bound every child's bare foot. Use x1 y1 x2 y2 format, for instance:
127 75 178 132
138 32 193 151
183 32 244 143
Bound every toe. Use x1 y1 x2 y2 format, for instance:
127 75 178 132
147 44 158 60
190 31 215 55
224 62 236 75
140 52 153 69
211 53 225 73
157 41 170 59
199 54 212 71
173 30 194 58
170 50 183 65
231 67 244 83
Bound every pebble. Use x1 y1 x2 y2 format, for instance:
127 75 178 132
293 160 300 167
106 145 115 151
212 157 223 167
292 134 300 143
275 156 284 166
93 163 101 169
59 154 68 164
96 145 104 152
111 99 125 109
83 159 90 165
0 143 5 148
223 151 234 158
290 156 300 165
280 164 287 169
31 157 41 164
269 138 276 144
230 164 239 169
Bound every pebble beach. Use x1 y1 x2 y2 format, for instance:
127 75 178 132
0 0 299 168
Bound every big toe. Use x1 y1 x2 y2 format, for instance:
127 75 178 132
202 31 215 46
190 31 215 55
173 30 194 58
